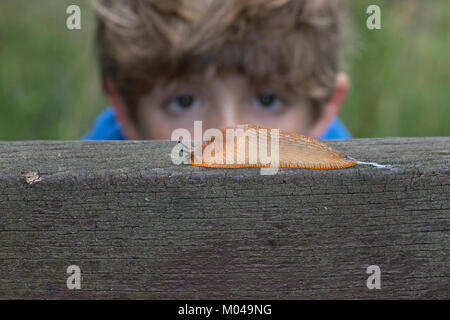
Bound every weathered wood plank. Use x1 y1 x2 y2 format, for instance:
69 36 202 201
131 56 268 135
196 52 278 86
0 138 449 299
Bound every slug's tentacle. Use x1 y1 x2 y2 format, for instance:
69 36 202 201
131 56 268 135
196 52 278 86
178 140 206 154
177 140 193 153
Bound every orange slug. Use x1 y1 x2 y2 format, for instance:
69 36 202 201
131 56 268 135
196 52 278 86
182 124 359 169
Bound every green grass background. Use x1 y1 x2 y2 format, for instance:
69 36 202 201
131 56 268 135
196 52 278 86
0 0 449 140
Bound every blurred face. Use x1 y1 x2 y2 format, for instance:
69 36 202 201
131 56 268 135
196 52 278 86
135 73 313 140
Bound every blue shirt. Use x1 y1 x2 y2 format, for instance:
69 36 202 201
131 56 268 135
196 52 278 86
83 107 352 140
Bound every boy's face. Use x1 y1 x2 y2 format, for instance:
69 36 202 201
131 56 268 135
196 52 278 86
109 73 348 140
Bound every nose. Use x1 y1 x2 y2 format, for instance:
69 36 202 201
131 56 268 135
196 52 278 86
202 75 247 130
210 97 242 130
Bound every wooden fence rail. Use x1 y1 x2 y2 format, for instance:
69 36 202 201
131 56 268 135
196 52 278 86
0 138 449 299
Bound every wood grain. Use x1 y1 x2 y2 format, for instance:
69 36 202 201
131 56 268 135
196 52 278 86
0 138 449 299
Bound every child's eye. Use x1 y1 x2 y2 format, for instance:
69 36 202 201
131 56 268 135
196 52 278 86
168 95 199 112
252 94 283 111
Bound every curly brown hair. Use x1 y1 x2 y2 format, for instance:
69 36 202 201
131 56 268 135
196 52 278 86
94 0 346 122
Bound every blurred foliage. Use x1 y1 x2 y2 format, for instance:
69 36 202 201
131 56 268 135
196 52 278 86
343 0 450 137
0 0 449 140
0 0 104 140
